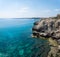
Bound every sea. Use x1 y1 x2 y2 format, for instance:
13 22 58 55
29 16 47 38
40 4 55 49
0 19 50 57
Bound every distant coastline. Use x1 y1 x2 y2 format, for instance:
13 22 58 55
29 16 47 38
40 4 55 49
12 17 40 19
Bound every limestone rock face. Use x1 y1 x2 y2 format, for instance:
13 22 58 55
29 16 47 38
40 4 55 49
32 14 60 57
32 18 60 39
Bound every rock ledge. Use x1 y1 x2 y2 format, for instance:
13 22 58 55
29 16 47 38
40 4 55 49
32 14 60 57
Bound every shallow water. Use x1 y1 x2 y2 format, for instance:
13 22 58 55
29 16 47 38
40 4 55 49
0 19 50 57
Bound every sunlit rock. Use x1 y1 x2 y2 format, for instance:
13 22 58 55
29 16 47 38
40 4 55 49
32 14 60 57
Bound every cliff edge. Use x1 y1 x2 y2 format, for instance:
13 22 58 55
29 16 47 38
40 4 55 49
32 14 60 57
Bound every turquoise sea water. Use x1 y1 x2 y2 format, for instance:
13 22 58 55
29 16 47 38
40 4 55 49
0 19 50 57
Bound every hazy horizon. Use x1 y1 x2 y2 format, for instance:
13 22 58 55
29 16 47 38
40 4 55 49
0 0 60 18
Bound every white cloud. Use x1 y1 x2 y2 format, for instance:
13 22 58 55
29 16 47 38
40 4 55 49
0 6 60 18
42 10 51 13
16 7 31 18
0 6 30 18
40 9 60 13
0 11 16 18
54 9 60 12
16 7 29 13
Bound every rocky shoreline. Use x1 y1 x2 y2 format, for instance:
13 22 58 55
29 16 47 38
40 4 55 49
32 14 60 57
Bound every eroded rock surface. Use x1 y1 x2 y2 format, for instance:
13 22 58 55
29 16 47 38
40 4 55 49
32 14 60 57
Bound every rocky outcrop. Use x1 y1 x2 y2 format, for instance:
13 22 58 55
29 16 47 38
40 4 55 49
32 16 60 40
32 14 60 57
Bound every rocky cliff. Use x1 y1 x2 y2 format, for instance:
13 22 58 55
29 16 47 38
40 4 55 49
32 14 60 57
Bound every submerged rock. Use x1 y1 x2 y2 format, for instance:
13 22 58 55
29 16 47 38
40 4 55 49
19 49 24 55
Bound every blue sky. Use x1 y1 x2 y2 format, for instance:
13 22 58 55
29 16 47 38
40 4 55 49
0 0 60 18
